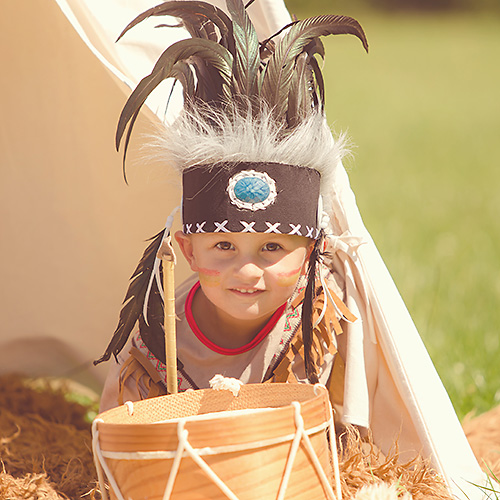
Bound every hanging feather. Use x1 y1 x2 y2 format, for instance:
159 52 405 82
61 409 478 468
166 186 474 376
301 234 323 384
94 230 165 365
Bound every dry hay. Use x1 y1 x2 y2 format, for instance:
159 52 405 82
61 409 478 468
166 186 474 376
1 372 499 499
0 470 62 500
0 374 98 499
463 405 500 477
337 426 452 500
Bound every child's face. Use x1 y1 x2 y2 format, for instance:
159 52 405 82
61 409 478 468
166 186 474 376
176 231 313 325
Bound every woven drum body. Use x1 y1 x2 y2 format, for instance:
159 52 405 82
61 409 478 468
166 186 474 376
93 383 335 500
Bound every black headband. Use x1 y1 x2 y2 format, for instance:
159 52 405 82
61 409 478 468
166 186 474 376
182 162 321 239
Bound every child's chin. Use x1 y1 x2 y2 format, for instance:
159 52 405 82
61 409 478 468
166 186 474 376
224 305 272 322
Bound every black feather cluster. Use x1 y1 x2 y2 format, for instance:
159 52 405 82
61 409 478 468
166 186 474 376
115 0 368 178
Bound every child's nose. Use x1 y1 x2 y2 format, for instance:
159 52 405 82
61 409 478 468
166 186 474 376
234 259 263 281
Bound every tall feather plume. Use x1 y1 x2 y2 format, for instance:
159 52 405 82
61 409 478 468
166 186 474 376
94 230 165 365
115 0 368 176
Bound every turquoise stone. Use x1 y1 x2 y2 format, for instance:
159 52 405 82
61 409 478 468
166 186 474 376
234 177 270 203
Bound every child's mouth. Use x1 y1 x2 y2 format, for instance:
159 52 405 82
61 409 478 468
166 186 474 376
231 288 264 295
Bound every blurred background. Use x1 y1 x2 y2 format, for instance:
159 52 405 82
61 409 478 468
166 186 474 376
287 0 500 419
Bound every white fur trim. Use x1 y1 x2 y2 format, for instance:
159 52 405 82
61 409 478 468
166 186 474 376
146 100 350 216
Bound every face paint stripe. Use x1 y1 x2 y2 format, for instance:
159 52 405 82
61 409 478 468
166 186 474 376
277 267 301 287
197 267 220 276
277 267 302 278
198 267 221 287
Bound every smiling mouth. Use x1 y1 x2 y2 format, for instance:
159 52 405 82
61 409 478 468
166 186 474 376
231 288 264 295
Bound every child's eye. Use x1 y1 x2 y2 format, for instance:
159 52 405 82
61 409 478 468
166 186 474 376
215 241 234 251
263 242 282 252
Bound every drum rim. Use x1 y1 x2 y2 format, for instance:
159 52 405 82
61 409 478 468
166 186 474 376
95 383 333 453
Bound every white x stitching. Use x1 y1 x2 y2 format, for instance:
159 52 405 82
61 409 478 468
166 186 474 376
264 222 281 233
214 220 230 232
184 224 192 234
195 222 206 233
240 221 256 233
288 224 302 236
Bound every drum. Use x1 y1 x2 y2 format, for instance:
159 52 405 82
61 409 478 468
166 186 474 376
92 383 340 500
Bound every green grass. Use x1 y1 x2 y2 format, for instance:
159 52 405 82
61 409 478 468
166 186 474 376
317 11 500 420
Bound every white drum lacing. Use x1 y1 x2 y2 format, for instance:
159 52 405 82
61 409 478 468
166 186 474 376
92 394 342 500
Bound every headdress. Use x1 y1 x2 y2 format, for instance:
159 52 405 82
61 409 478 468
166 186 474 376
95 0 368 383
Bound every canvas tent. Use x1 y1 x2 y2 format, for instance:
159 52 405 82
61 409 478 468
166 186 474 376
0 0 492 498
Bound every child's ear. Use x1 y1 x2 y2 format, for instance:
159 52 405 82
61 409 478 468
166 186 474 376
301 239 316 275
174 231 198 271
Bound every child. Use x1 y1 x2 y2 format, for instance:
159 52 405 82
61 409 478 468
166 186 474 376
96 0 365 414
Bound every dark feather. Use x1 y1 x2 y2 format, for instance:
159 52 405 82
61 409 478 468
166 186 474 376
284 39 325 126
170 60 196 100
286 51 310 128
305 36 326 60
121 107 141 185
200 20 219 42
302 235 322 384
116 1 233 50
308 53 325 109
94 230 165 365
116 38 233 157
262 15 368 120
190 54 232 104
225 0 260 97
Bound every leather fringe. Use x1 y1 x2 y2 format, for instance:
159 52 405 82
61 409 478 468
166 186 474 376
118 347 167 405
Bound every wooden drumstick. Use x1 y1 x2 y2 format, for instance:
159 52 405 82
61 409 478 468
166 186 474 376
163 256 177 394
158 234 178 394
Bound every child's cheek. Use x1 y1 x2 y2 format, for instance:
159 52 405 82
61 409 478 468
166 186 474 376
198 268 221 287
276 267 302 287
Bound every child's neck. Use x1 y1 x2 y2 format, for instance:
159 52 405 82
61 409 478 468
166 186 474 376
191 288 271 349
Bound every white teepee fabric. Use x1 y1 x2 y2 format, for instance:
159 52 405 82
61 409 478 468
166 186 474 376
328 166 489 498
8 0 492 497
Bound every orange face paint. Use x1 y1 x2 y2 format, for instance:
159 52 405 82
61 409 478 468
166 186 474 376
276 267 302 287
198 267 221 287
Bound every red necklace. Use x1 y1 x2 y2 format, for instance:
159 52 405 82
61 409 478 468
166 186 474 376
185 281 286 356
